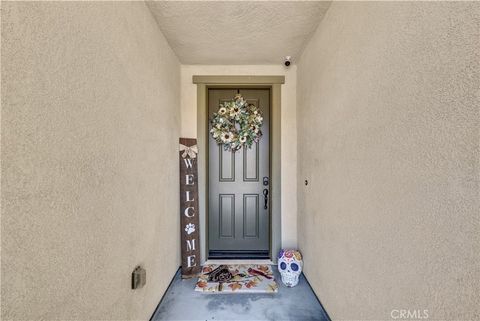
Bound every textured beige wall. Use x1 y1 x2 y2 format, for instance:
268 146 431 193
297 2 479 320
1 2 180 320
180 65 298 255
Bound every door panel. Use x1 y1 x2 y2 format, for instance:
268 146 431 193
219 194 235 238
208 88 270 258
243 194 259 238
219 146 235 181
243 142 259 181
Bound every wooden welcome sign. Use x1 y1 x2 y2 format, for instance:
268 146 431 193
179 138 201 278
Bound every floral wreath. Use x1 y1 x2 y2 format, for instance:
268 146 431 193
210 94 263 152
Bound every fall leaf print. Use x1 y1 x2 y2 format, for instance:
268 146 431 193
258 265 269 273
232 274 244 282
246 279 258 288
267 282 278 292
196 280 207 288
202 266 213 273
228 282 242 291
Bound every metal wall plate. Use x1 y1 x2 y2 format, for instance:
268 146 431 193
132 266 146 289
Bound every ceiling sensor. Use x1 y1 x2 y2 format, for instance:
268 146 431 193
284 56 292 67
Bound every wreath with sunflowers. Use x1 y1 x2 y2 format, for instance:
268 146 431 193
210 94 263 152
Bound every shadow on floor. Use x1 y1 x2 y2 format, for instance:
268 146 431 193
151 266 330 321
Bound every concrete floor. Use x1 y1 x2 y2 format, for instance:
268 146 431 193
151 267 330 321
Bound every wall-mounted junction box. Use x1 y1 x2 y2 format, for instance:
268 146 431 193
132 266 146 289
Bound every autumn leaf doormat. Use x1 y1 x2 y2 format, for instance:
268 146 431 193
195 264 278 293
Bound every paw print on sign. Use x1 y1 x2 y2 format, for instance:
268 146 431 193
184 223 196 235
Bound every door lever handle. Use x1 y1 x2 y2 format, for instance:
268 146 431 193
263 189 269 210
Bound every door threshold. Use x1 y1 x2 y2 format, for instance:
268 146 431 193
205 259 274 265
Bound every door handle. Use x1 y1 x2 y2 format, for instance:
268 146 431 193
263 189 269 210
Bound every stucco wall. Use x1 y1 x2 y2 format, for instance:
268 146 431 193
297 2 479 320
1 2 180 320
180 65 298 257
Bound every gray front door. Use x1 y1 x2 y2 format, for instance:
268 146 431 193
208 88 270 259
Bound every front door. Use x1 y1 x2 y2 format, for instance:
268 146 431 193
208 88 270 259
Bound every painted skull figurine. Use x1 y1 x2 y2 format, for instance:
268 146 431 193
278 249 303 287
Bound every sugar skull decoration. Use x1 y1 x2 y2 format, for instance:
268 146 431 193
278 249 303 287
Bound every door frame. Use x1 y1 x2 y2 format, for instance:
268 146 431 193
193 75 284 263
207 87 271 259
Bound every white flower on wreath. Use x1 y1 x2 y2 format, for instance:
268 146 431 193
221 132 233 143
239 136 247 143
218 107 227 115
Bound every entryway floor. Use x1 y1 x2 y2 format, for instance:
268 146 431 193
151 266 330 321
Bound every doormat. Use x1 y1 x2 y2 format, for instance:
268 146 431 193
194 264 278 293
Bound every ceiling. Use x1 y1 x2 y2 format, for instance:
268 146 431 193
146 1 331 65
